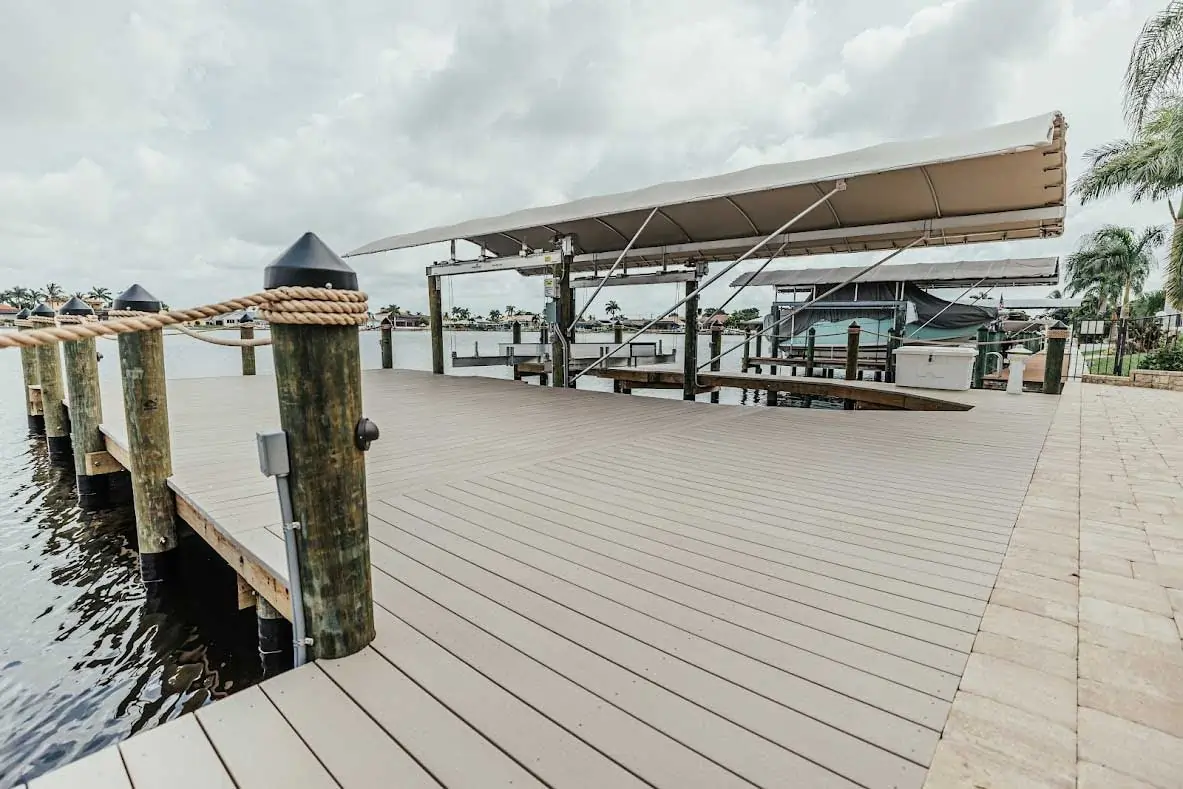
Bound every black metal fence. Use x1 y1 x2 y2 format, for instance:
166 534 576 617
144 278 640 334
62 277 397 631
1067 314 1183 378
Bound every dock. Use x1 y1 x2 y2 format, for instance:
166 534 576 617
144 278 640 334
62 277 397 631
30 367 1167 789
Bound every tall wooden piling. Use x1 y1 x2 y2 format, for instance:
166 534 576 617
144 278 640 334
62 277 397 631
115 285 178 583
1043 320 1068 396
753 332 763 374
766 306 780 407
682 280 699 401
741 327 751 372
972 327 989 389
16 309 44 434
511 321 522 381
379 318 393 370
31 303 71 464
550 250 573 388
614 322 624 346
804 326 817 377
843 322 861 410
428 275 444 375
265 232 375 660
538 325 550 386
60 298 115 509
240 317 257 376
709 324 723 404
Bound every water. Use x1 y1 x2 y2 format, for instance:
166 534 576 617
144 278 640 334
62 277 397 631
0 327 821 786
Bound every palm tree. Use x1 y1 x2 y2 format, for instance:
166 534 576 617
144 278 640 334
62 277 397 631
504 304 517 317
43 282 64 303
379 304 401 315
1073 100 1183 309
488 308 503 323
87 287 112 302
1125 2 1183 129
72 291 87 299
1065 225 1165 324
605 300 621 320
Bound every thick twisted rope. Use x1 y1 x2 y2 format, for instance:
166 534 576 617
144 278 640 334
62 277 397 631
172 322 273 347
0 287 367 350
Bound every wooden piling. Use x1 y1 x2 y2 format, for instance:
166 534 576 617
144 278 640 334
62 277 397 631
257 594 293 677
241 319 257 376
511 321 522 381
379 318 393 370
31 303 71 464
1043 321 1068 396
16 310 44 434
538 325 549 386
614 322 624 345
428 275 444 375
741 327 751 372
972 327 989 389
114 285 178 583
550 251 573 388
766 306 780 407
843 322 861 410
709 324 722 404
265 232 375 660
753 332 763 374
60 298 115 509
682 280 699 401
804 327 816 377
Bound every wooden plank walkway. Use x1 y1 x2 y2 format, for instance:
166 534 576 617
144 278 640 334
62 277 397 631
27 370 1063 789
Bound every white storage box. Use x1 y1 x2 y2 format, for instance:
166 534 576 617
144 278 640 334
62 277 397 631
892 345 978 390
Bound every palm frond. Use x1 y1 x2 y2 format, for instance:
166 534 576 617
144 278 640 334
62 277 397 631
1125 1 1183 127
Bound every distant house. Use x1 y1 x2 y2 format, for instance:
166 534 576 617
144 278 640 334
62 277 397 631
504 313 539 325
203 309 255 326
378 311 427 328
0 303 18 317
700 311 728 329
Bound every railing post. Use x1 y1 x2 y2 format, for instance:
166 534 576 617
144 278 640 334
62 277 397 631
31 303 71 464
379 318 393 370
682 280 699 401
709 324 723 404
16 309 44 434
265 232 375 660
428 275 444 375
1043 320 1068 395
60 297 117 509
114 285 178 584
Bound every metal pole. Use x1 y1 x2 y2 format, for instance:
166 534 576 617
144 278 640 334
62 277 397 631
696 235 926 372
569 207 659 331
276 474 309 667
571 181 847 382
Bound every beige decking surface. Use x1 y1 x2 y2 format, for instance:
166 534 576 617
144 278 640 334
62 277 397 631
31 370 1167 789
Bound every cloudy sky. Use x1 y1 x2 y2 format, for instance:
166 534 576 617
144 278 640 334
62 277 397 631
0 0 1171 318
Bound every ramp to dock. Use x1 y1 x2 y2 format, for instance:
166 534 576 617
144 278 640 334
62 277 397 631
30 371 1061 789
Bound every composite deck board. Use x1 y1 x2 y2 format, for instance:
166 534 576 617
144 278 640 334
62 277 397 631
25 747 131 789
370 499 948 742
120 715 233 789
260 664 442 789
57 369 1064 789
401 484 967 685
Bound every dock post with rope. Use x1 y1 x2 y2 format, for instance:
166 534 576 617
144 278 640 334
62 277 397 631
60 297 120 509
16 309 44 434
114 284 179 584
265 232 376 660
31 303 71 464
240 317 257 375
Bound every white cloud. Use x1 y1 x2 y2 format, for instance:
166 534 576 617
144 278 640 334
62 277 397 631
0 0 1173 317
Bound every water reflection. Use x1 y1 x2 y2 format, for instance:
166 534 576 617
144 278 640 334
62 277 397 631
0 418 260 788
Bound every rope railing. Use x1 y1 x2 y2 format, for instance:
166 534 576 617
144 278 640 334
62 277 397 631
0 287 368 350
171 323 273 348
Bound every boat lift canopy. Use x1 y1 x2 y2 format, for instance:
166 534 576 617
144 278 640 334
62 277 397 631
347 112 1067 278
731 257 1061 290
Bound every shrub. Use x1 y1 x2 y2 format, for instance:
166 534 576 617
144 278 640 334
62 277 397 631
1140 340 1183 371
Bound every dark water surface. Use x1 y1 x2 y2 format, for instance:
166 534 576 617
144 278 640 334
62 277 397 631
0 327 827 786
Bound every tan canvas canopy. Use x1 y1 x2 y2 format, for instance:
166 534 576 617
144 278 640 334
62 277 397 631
347 112 1067 275
732 257 1060 289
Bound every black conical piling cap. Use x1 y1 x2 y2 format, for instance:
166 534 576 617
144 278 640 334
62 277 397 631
113 285 162 312
15 308 30 319
1051 319 1068 329
263 232 357 290
239 312 254 323
30 302 55 318
59 296 94 316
